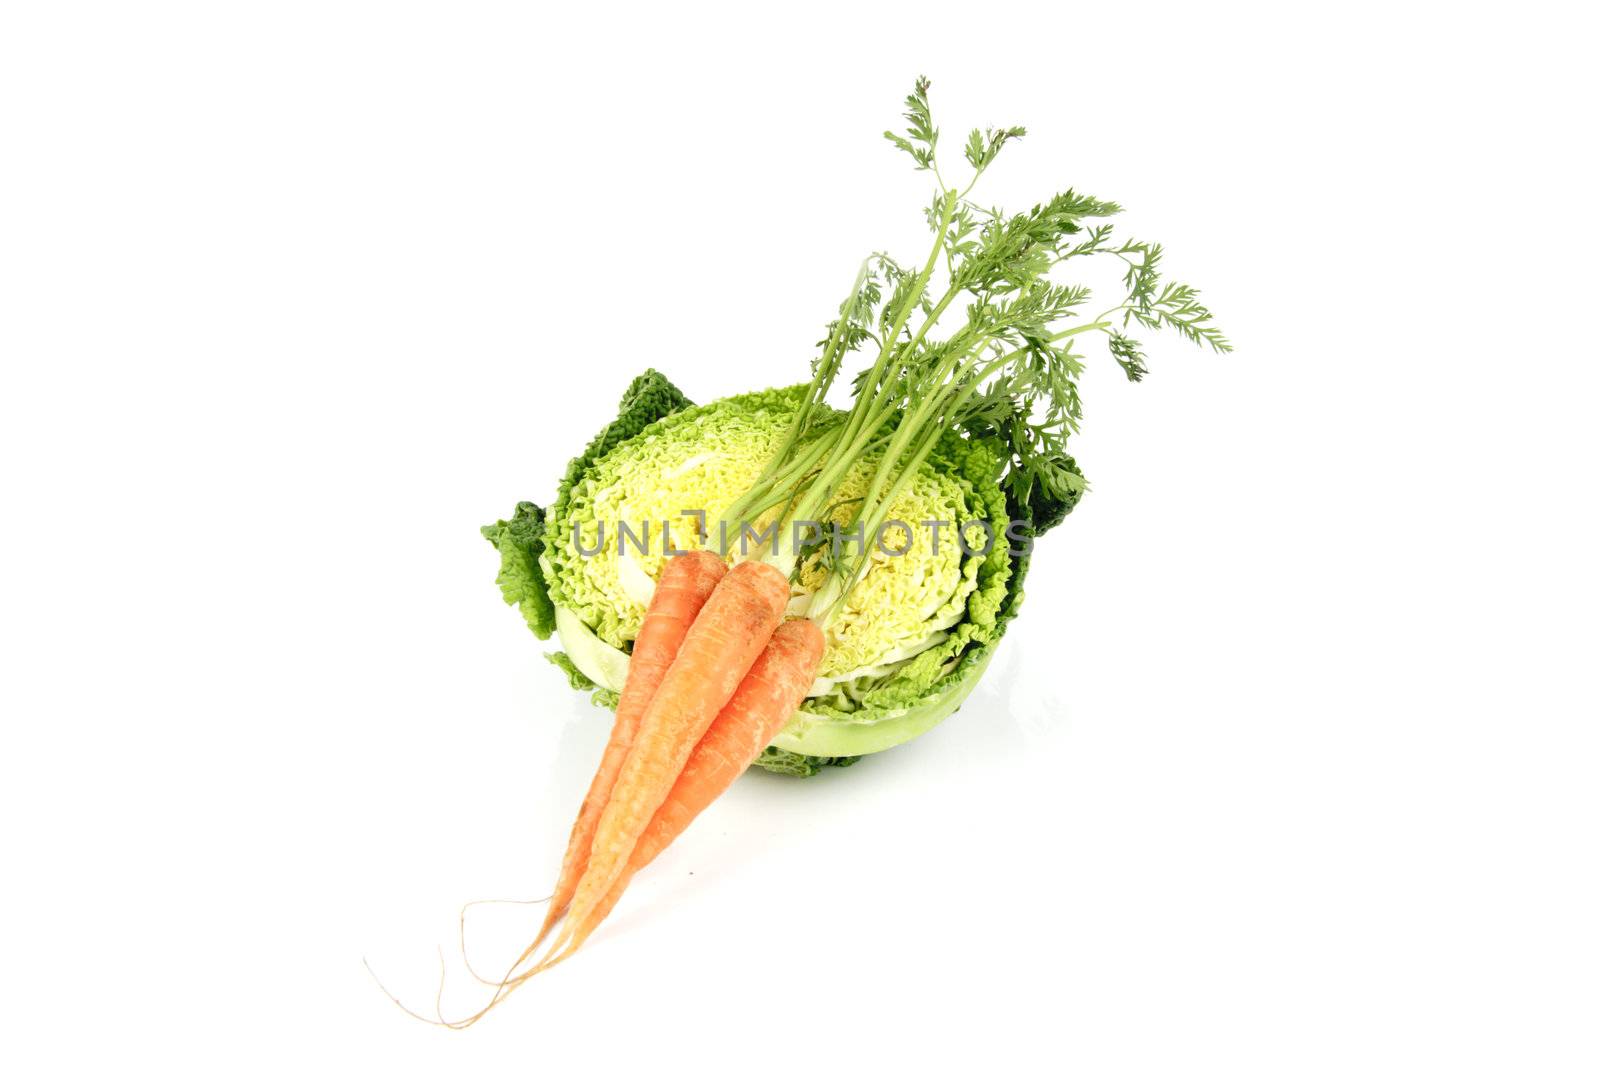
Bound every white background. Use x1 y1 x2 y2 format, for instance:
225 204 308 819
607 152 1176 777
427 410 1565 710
3 2 1597 1063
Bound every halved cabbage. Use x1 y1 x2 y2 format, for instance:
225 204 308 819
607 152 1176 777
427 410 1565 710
484 370 1045 776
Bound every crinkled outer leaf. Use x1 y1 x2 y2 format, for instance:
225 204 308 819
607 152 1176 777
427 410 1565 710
545 651 621 709
544 650 594 691
480 501 555 639
751 748 864 778
1007 451 1085 536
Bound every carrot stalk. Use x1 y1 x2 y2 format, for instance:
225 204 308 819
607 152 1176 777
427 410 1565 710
539 559 791 963
529 550 727 951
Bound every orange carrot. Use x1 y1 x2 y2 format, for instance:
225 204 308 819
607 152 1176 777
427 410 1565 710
486 618 824 1000
532 549 727 948
540 559 791 962
550 618 824 960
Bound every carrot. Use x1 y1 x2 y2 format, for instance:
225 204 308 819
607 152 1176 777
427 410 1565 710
399 576 807 1025
539 559 791 963
482 618 824 1001
550 618 825 960
530 549 727 950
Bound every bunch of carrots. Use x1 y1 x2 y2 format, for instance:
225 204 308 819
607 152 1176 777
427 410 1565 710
451 552 822 1023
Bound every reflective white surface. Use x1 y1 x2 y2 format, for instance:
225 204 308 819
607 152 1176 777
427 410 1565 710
4 4 1597 1064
